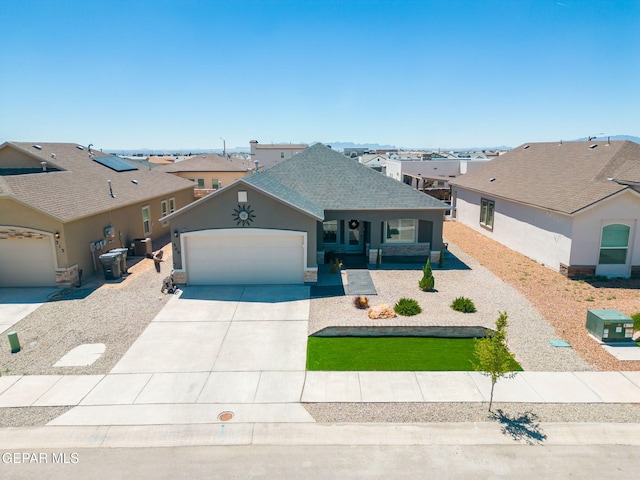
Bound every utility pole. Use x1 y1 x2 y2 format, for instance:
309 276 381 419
220 137 226 158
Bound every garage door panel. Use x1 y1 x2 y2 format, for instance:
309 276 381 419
185 230 305 285
0 237 57 287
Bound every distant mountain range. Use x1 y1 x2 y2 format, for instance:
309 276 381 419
107 135 638 156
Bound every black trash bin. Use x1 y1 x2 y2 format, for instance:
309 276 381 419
109 248 129 274
99 251 122 280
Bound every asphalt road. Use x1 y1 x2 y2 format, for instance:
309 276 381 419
2 445 637 479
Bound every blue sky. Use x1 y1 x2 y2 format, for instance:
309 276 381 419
1 0 638 150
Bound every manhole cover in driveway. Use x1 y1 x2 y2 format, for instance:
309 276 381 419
217 411 234 421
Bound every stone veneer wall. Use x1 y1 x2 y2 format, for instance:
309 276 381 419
560 263 597 278
304 268 318 283
380 243 430 256
55 264 79 288
172 270 187 284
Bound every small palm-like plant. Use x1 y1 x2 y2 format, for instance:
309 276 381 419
451 296 477 313
394 298 422 316
354 296 369 309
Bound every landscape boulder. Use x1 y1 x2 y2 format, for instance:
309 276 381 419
367 304 397 319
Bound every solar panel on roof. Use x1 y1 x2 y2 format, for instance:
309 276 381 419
93 156 138 172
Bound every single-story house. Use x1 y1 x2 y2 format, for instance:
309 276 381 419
162 143 449 285
449 140 640 278
0 142 195 287
155 153 256 198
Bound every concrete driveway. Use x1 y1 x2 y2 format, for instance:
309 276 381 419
0 287 58 334
49 285 314 425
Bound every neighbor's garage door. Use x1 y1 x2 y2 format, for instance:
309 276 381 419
0 235 57 287
184 229 305 285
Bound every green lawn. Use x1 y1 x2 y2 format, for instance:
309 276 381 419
306 336 523 371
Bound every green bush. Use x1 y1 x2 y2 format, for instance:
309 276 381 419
632 312 640 331
451 296 477 313
394 298 422 316
419 258 435 291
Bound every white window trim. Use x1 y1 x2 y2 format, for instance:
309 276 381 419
142 205 152 236
480 198 495 230
161 200 168 217
384 219 417 244
169 197 175 213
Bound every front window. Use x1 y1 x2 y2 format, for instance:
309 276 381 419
385 219 416 243
197 178 205 188
161 200 168 217
480 198 495 230
280 151 285 159
323 220 338 243
169 197 175 213
599 224 630 264
212 178 219 189
142 205 151 235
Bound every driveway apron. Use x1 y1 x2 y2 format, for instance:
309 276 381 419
50 285 314 425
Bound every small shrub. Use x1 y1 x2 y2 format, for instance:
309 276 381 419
451 296 477 313
394 298 422 316
354 296 369 309
419 258 435 291
329 258 343 274
632 312 640 331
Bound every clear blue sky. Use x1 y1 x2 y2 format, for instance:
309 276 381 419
1 0 638 150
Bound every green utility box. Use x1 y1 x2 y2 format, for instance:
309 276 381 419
586 309 634 343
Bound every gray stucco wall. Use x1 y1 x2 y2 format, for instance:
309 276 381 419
322 209 444 252
167 182 318 270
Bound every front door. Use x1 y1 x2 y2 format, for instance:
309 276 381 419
346 219 363 253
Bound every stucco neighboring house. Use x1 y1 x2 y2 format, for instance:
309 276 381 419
449 140 640 278
154 153 256 198
162 143 448 286
249 140 308 169
0 142 195 287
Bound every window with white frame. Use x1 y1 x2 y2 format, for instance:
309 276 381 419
323 220 338 243
599 224 630 264
385 219 416 243
142 205 151 235
161 200 168 217
169 197 175 213
480 198 495 230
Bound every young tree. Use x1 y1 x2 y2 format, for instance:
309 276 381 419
472 311 517 412
418 258 435 291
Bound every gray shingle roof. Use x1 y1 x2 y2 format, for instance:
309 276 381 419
243 143 448 212
1 142 195 222
449 140 640 214
154 154 254 173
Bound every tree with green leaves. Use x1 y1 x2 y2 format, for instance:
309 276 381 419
472 311 518 412
418 258 435 291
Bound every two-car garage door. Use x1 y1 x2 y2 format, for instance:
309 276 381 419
0 233 57 287
183 229 306 285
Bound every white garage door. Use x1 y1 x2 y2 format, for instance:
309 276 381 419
0 234 57 287
184 229 306 285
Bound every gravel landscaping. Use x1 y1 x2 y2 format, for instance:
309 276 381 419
310 228 592 372
0 242 174 377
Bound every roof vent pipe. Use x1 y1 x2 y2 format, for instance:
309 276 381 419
254 160 259 173
41 161 47 172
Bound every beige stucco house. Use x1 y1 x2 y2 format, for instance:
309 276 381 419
249 140 308 169
0 142 195 287
154 153 256 198
449 140 640 278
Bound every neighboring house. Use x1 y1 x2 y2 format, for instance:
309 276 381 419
449 140 640 279
0 142 195 287
162 143 448 286
359 154 387 172
249 140 308 169
155 153 256 198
